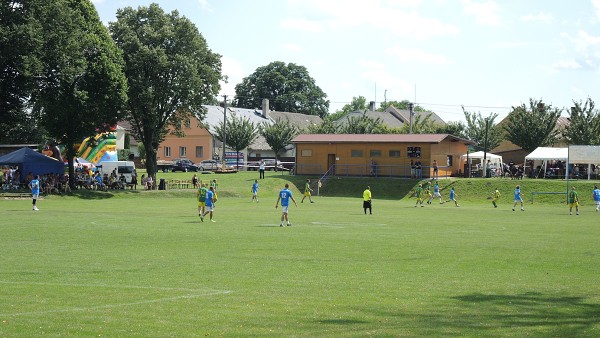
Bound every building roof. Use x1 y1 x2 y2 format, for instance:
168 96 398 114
334 106 446 129
292 133 474 144
202 105 323 151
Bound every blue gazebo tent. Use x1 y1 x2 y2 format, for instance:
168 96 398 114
0 147 64 181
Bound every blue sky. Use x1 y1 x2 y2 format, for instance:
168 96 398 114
91 0 600 123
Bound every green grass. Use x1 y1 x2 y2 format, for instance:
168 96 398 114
2 172 600 336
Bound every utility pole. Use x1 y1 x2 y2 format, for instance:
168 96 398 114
408 102 414 134
222 95 227 169
483 116 489 178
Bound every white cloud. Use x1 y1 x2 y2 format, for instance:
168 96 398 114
280 18 322 33
197 0 212 11
552 60 582 70
520 12 553 23
461 0 502 26
386 46 451 64
572 30 600 53
219 56 246 96
593 0 600 20
283 0 458 40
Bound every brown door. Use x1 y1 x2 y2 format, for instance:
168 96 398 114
327 154 336 174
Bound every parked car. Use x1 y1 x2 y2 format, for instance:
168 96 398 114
247 159 285 171
171 158 199 172
198 159 233 171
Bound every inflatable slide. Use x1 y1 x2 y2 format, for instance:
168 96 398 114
77 132 118 165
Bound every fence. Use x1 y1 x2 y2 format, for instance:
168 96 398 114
294 164 450 179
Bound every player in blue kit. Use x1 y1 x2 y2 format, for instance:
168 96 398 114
593 185 600 212
275 183 298 227
201 186 216 222
512 185 525 211
251 179 259 203
29 175 40 211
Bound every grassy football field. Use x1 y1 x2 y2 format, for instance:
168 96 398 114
1 172 599 337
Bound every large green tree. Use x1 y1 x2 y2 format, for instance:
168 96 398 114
462 108 503 152
436 121 467 139
306 117 339 134
260 119 299 170
332 96 368 118
213 114 259 169
503 99 562 152
340 114 385 134
562 98 600 145
110 3 222 178
0 0 45 144
31 0 128 187
233 61 329 117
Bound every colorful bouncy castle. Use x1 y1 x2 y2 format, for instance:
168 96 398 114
77 132 119 165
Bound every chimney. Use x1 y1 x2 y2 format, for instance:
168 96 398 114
262 98 269 118
369 101 376 111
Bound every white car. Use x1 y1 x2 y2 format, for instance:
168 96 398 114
198 159 231 171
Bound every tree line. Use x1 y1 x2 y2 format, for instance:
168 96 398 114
2 1 599 187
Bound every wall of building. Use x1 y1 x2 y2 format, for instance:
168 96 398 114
157 119 213 164
295 139 468 177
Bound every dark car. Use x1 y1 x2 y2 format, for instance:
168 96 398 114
171 158 199 172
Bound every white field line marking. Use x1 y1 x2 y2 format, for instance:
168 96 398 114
0 280 217 292
0 291 232 317
0 280 232 317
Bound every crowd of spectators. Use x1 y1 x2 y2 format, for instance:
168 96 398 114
1 165 139 194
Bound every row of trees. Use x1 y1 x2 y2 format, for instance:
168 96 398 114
3 2 599 182
1 1 222 186
304 95 600 155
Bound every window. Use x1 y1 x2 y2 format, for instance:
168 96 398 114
184 119 191 128
447 155 453 167
179 146 186 157
196 146 203 158
407 146 421 158
351 150 363 157
389 150 401 157
301 149 312 157
370 150 382 157
164 146 171 157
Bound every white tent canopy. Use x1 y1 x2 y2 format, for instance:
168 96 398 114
460 151 503 177
525 147 568 161
460 151 503 165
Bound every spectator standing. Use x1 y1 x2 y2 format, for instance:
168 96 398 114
275 183 297 226
432 159 438 179
363 186 372 215
259 160 265 179
568 186 579 215
192 174 198 188
29 175 40 211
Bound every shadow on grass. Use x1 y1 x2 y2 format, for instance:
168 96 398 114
449 292 600 334
350 291 600 335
